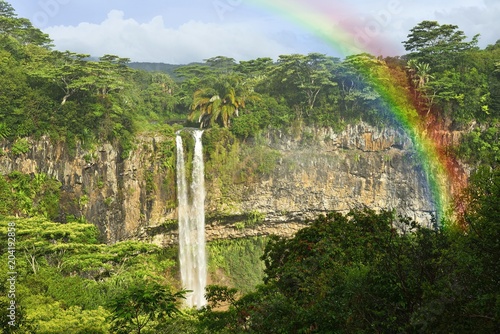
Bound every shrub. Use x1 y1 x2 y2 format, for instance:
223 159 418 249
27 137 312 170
11 138 30 155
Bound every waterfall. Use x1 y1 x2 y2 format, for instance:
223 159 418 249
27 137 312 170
176 130 207 308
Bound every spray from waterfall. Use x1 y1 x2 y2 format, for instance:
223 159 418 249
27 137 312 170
176 129 207 308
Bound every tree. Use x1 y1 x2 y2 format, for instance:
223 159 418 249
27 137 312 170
421 67 489 123
27 51 92 105
27 51 132 105
235 57 273 76
204 56 236 74
403 22 491 124
406 59 436 113
0 48 29 134
141 72 178 116
198 285 241 333
0 0 51 47
199 205 492 333
403 20 479 71
189 73 258 128
412 61 432 89
235 57 274 95
460 167 500 250
431 167 500 333
335 53 384 121
108 281 186 334
173 63 212 110
268 53 338 113
0 0 15 17
92 54 131 98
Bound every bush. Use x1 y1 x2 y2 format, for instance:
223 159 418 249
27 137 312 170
456 125 500 167
11 138 30 155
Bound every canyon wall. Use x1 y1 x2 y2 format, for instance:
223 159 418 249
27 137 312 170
0 123 457 245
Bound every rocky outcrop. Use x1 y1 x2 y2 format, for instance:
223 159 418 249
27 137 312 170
0 123 448 245
241 124 434 222
0 135 177 243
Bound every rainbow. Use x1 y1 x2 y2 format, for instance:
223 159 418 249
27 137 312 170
248 0 464 225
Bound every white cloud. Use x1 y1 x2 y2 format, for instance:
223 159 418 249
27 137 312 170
44 10 296 63
434 3 500 47
363 0 500 54
40 2 500 63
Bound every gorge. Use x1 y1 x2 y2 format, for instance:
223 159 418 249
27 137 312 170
0 122 462 246
0 4 496 329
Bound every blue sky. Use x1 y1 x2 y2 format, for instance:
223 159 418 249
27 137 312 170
7 0 500 63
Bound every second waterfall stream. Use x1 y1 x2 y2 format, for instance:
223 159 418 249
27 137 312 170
176 129 207 308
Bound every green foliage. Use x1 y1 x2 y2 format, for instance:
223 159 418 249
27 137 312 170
403 20 479 72
26 300 110 334
158 128 178 171
242 144 280 177
0 4 185 153
0 122 10 139
234 222 245 230
457 124 500 167
200 200 500 333
0 1 51 47
108 280 186 334
1 8 499 333
203 127 280 207
144 170 156 201
10 138 30 155
155 309 205 334
197 285 240 333
1 2 499 157
267 53 338 112
207 237 267 294
402 21 499 126
244 210 266 228
189 72 259 128
103 197 113 207
0 172 61 219
229 106 270 139
0 215 183 333
3 2 497 156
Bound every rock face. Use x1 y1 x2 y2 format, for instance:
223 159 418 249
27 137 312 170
238 125 432 221
0 135 176 243
0 123 444 245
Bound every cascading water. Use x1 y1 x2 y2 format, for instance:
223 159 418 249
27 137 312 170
176 129 207 308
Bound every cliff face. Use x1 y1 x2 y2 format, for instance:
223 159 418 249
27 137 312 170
238 125 430 219
0 123 451 245
201 124 440 246
0 135 176 243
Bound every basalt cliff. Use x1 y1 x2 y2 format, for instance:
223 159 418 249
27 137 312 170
0 123 463 244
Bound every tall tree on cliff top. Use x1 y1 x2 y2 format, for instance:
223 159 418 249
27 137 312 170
27 51 93 105
189 73 258 128
0 0 51 47
267 53 338 114
403 21 488 123
403 20 479 71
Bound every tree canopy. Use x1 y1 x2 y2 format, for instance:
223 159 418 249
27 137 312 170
197 172 499 332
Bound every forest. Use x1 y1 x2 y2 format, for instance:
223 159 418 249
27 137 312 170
0 0 499 333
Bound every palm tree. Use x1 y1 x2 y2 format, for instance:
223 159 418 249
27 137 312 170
189 74 257 128
406 60 433 90
415 62 432 89
406 60 436 115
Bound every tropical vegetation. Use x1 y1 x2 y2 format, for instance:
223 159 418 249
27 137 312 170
0 1 499 332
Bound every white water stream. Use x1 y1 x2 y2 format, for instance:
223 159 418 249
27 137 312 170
176 129 207 308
